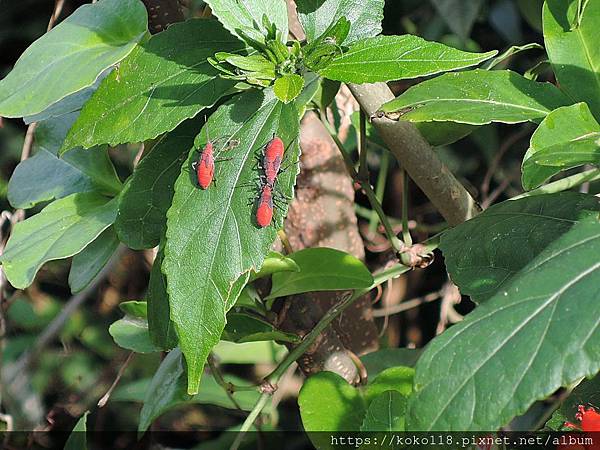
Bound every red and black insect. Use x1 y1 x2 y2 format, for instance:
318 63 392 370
255 183 274 228
262 136 285 187
191 132 238 190
192 139 215 190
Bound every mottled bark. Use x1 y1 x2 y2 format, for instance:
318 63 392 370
276 113 379 384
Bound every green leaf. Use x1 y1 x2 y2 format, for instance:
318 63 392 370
0 0 147 118
115 120 198 250
222 312 300 343
522 103 600 190
408 216 600 431
204 0 288 43
212 340 286 364
432 0 484 41
109 315 158 354
267 247 373 299
147 250 178 350
139 349 261 432
360 390 407 432
112 378 151 403
297 0 385 45
299 371 367 432
61 19 243 151
64 411 89 450
69 226 119 293
318 35 496 84
364 366 414 403
544 0 600 120
414 122 477 146
482 43 544 70
8 113 121 209
546 374 600 430
0 193 118 289
440 192 600 303
274 74 305 104
380 69 570 125
163 88 300 394
119 300 147 318
249 251 300 281
361 348 421 379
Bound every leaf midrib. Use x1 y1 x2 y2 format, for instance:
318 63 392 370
422 235 600 429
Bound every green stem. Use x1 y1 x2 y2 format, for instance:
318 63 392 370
400 169 412 246
318 110 405 253
230 263 411 448
513 168 600 200
368 151 390 234
358 111 369 182
230 392 270 450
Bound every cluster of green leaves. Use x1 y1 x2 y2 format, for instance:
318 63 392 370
2 0 599 437
0 0 497 400
375 0 600 433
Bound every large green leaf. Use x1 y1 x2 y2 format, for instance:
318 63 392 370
0 0 147 118
440 192 600 303
522 103 600 190
115 120 198 250
267 247 373 299
205 0 288 42
380 69 570 125
299 371 367 432
319 35 496 84
8 113 121 209
296 0 385 45
163 88 300 394
544 0 600 120
139 349 260 432
147 249 178 350
408 216 600 431
61 19 243 151
360 390 407 432
68 226 119 293
0 193 118 289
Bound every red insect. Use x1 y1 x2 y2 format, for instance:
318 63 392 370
193 140 215 190
255 183 274 228
565 405 600 432
263 136 285 187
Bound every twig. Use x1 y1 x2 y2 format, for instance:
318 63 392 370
358 111 369 182
97 351 135 407
207 354 243 411
231 263 412 448
400 169 412 245
368 151 389 234
318 110 406 254
372 289 442 317
348 83 480 226
230 393 270 450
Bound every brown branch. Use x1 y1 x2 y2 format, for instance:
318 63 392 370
348 83 480 226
